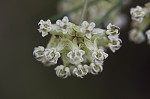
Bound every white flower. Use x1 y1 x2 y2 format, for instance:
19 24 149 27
38 19 52 37
43 48 61 64
33 46 45 61
73 64 89 78
145 30 150 44
80 21 96 39
130 6 145 23
92 49 108 61
67 49 85 63
55 65 71 78
108 37 122 53
106 23 120 36
90 62 103 75
129 29 145 44
56 16 73 34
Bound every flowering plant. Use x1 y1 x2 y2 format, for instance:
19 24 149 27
33 0 150 78
33 16 121 78
129 3 150 44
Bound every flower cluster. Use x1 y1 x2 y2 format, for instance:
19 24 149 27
33 16 122 78
106 23 122 52
129 3 150 44
33 47 60 66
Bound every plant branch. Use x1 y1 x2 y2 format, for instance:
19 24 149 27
79 0 88 24
96 0 122 26
50 0 100 22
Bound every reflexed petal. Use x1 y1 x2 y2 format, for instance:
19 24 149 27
86 33 92 39
82 21 89 27
62 16 69 23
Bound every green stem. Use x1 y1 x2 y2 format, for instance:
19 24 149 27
46 35 59 48
79 0 88 24
139 15 150 31
61 52 70 66
96 0 122 26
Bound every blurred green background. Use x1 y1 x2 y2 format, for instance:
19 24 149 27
0 0 150 99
